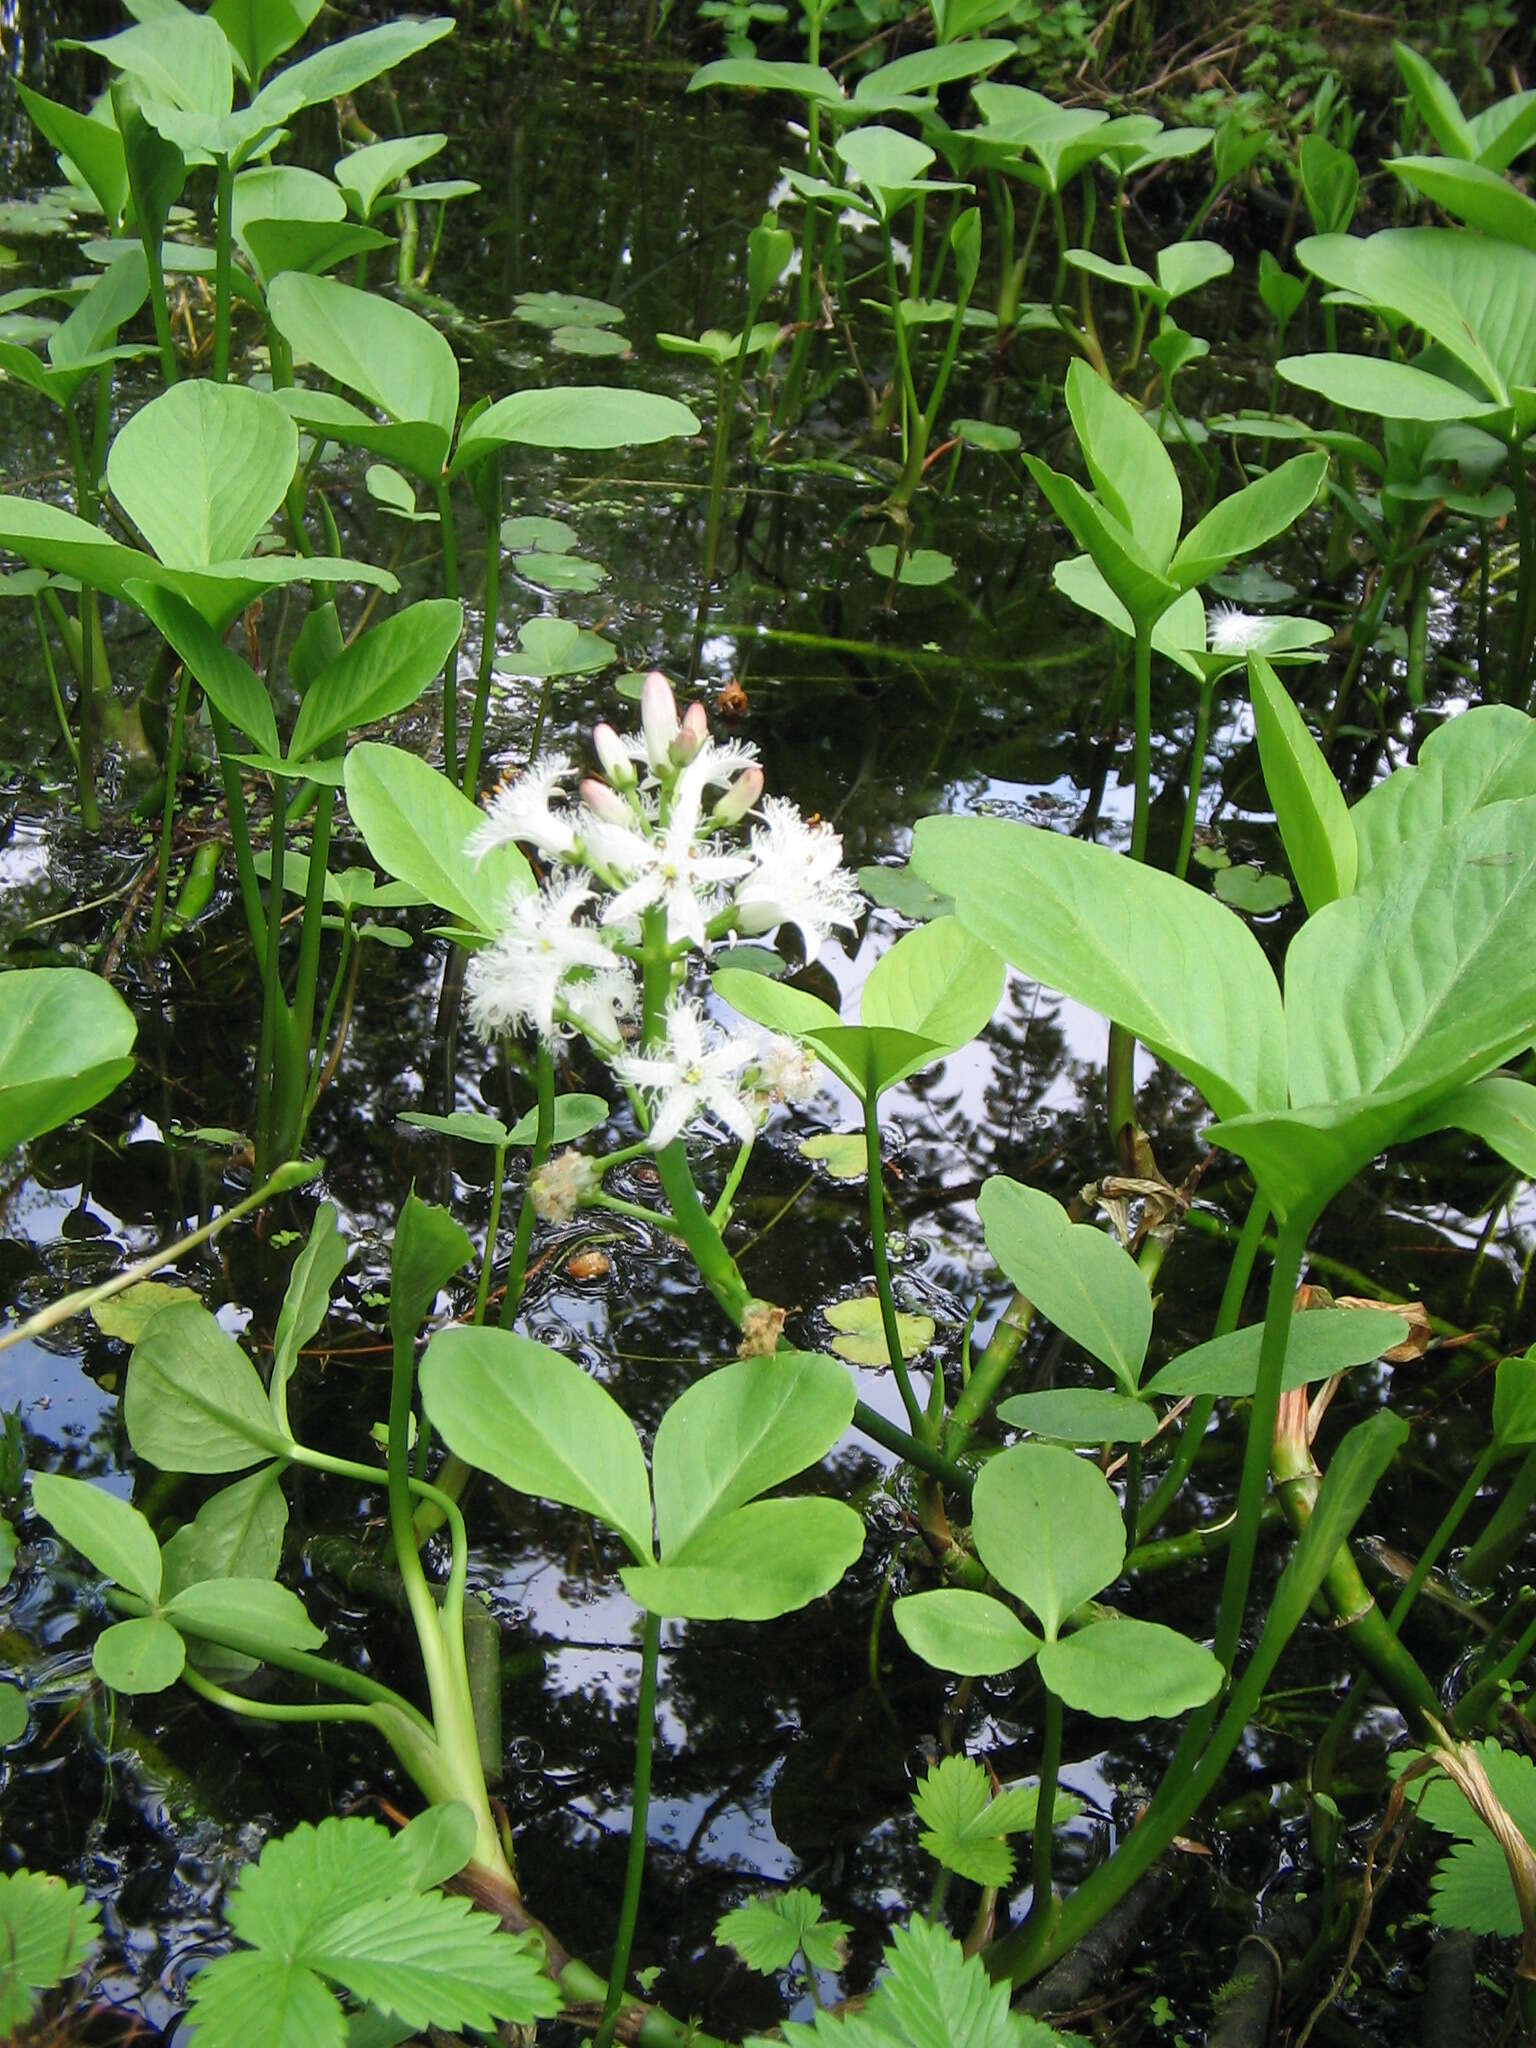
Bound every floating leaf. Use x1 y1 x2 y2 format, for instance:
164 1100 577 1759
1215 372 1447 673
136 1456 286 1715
1212 864 1292 915
799 1131 865 1179
90 1281 197 1344
865 545 956 587
824 1295 934 1367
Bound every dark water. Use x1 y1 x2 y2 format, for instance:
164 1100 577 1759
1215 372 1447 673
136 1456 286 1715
1 10 1532 2043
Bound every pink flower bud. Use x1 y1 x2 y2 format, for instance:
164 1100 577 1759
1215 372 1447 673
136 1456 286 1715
580 776 631 825
671 700 709 765
712 764 764 826
592 721 636 788
640 671 679 768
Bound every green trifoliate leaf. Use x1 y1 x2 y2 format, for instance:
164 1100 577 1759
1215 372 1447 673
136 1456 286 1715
893 1589 1041 1677
911 1756 1080 1888
717 1888 849 1975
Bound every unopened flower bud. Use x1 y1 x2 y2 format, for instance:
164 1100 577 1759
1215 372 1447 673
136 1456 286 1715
712 764 764 827
580 776 631 826
640 671 679 769
593 721 636 788
530 1148 601 1225
671 700 709 765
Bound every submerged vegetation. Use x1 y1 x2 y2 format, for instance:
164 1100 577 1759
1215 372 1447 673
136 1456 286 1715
5 0 1536 2041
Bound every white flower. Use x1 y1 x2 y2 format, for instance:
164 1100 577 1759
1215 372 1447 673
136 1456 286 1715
1209 605 1268 657
465 873 619 1043
469 752 580 862
732 797 862 960
561 964 638 1050
614 997 760 1149
596 747 754 947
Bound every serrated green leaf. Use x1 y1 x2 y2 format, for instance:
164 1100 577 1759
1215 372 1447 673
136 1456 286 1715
0 1870 100 2032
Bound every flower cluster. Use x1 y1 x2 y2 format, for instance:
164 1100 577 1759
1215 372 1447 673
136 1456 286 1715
464 673 862 1149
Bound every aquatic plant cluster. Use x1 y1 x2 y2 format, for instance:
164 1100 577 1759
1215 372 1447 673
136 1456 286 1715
5 0 1536 2041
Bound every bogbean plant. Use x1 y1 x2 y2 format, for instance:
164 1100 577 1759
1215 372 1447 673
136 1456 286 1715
11 1 1536 2041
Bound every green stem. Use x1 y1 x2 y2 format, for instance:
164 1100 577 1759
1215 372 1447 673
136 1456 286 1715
1512 445 1536 709
865 1087 928 1441
1213 1210 1311 1672
1129 620 1153 863
594 1609 662 2048
0 1162 316 1357
213 153 234 383
853 1398 971 1495
436 478 461 783
147 660 192 949
1138 1195 1268 1540
709 1136 755 1229
499 1045 555 1328
883 225 920 469
1384 1442 1498 1638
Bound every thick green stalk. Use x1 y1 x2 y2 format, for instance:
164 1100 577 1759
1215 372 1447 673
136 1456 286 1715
474 1142 510 1325
147 660 192 948
436 478 462 782
864 1086 929 1441
463 464 502 799
213 153 234 383
702 363 733 589
1026 1691 1063 1935
1514 448 1536 709
1212 1211 1311 1672
594 1610 662 2048
499 1044 555 1328
383 1282 506 1876
1172 682 1214 883
206 704 268 955
253 778 289 1178
1106 623 1156 1156
945 1291 1031 1457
